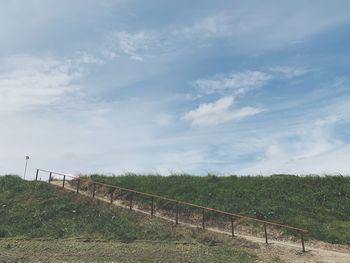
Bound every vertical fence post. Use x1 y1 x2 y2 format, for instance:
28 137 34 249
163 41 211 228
92 183 96 198
48 172 52 184
76 179 80 193
264 223 268 244
129 192 133 210
110 189 114 204
175 202 179 225
202 208 205 229
301 234 305 253
231 217 235 237
151 197 154 217
62 175 66 188
35 169 39 181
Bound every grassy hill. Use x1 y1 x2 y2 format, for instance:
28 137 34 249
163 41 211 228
0 175 178 241
90 174 350 245
0 175 284 263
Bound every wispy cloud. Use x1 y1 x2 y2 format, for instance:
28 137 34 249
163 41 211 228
237 123 346 175
181 3 350 50
235 89 350 175
193 71 271 95
74 51 105 65
182 14 233 38
107 31 165 61
0 55 85 112
269 66 311 78
101 2 350 62
0 51 106 113
182 96 263 126
183 67 309 127
0 0 349 176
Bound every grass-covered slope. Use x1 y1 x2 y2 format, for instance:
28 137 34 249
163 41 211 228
91 174 350 245
0 175 286 263
0 175 181 241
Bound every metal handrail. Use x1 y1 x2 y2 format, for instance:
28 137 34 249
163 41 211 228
36 168 307 252
83 178 307 232
36 169 77 179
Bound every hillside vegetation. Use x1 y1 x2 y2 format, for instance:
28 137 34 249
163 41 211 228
90 174 350 245
0 175 178 241
0 175 283 263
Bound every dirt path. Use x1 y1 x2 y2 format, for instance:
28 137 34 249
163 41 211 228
50 181 350 263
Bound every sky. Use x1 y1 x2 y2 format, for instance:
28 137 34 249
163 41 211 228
1 0 350 178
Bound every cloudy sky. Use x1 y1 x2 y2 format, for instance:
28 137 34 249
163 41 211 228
1 0 350 178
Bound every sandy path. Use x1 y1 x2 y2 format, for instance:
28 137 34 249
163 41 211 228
50 181 350 263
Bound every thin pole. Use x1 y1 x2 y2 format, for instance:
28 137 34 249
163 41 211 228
231 217 235 237
301 234 306 252
62 175 66 188
92 183 96 198
264 223 268 244
202 208 205 229
23 157 29 180
129 193 133 210
76 179 80 193
151 198 154 217
175 202 179 225
35 169 39 181
110 189 114 204
48 172 52 184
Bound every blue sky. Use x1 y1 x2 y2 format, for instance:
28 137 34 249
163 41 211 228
1 0 350 178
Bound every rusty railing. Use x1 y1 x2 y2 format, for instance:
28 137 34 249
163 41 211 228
35 168 307 252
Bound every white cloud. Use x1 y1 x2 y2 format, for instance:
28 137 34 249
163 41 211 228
270 66 311 78
0 1 349 177
181 3 350 51
0 51 107 113
182 96 263 126
235 95 350 175
74 52 105 65
107 31 160 61
193 71 271 94
237 129 347 175
0 55 85 112
182 14 233 38
101 2 350 62
0 94 179 178
0 52 184 178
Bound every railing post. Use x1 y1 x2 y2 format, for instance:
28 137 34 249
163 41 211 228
264 223 268 244
202 208 205 229
175 202 179 225
110 189 114 204
48 172 52 184
129 192 133 210
231 217 235 237
35 169 39 181
301 234 305 252
92 183 96 198
62 175 66 188
151 197 154 217
76 179 80 193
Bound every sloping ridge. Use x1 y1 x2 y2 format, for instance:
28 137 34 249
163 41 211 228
46 176 350 263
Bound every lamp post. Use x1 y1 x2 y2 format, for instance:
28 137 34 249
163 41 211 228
24 156 29 180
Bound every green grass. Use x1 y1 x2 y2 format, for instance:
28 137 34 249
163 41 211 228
0 175 286 263
0 239 262 263
89 174 350 245
0 175 182 241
